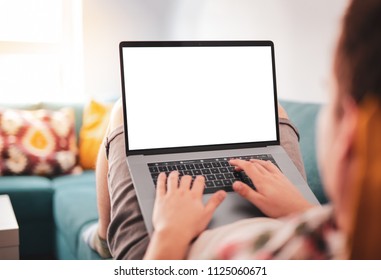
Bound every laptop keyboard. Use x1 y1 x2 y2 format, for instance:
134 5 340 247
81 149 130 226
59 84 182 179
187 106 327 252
147 154 279 194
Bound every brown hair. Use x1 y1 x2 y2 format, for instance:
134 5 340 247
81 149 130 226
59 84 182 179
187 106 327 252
335 0 381 259
335 0 381 104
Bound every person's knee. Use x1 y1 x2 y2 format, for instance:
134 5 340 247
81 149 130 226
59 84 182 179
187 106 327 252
101 98 124 161
108 98 123 133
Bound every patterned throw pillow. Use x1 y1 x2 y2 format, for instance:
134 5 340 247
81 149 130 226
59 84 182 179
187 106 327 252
0 107 80 176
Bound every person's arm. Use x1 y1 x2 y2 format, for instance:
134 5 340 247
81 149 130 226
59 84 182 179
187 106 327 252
144 172 226 259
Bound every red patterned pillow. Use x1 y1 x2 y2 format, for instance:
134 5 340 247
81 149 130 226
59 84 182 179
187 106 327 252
0 107 80 176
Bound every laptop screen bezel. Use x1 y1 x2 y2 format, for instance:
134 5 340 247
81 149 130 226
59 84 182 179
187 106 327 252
119 41 280 156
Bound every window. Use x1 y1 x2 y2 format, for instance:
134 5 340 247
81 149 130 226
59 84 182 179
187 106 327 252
0 0 83 103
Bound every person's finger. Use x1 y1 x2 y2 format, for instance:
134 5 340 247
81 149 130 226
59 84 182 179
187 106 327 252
250 159 281 174
233 181 264 207
156 172 167 197
247 164 269 192
229 159 251 171
234 166 243 172
250 160 267 175
204 190 226 216
167 171 179 193
230 159 263 178
179 175 192 191
228 158 243 172
191 176 205 198
229 159 271 193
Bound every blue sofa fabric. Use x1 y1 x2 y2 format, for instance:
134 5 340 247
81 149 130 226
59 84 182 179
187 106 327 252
53 173 99 259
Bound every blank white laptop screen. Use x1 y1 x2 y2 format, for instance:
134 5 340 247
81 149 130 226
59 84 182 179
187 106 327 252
122 45 277 151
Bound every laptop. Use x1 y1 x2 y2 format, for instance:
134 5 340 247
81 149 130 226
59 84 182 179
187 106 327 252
119 40 319 234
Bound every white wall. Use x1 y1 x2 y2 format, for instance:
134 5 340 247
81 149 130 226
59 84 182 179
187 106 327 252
83 0 349 103
82 0 175 100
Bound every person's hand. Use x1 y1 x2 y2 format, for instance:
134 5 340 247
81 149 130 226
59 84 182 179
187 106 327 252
145 171 226 259
153 172 226 241
229 159 313 218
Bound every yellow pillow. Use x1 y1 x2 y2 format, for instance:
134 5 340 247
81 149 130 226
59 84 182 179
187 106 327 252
79 100 113 169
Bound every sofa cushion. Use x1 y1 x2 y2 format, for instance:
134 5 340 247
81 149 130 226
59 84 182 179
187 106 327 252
0 107 79 176
55 230 76 260
38 102 85 141
79 99 113 170
53 182 98 258
55 221 104 260
52 171 96 190
0 176 53 221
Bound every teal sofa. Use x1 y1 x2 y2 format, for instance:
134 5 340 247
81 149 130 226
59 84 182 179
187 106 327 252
0 102 101 259
0 100 327 260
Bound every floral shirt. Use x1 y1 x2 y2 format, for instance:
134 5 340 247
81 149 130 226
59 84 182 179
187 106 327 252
215 206 345 260
188 205 345 260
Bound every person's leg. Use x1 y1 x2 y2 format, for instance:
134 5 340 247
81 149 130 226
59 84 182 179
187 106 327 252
102 99 149 259
87 129 112 258
86 99 149 259
279 117 307 180
277 104 306 180
95 100 122 241
95 148 110 239
84 102 122 258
